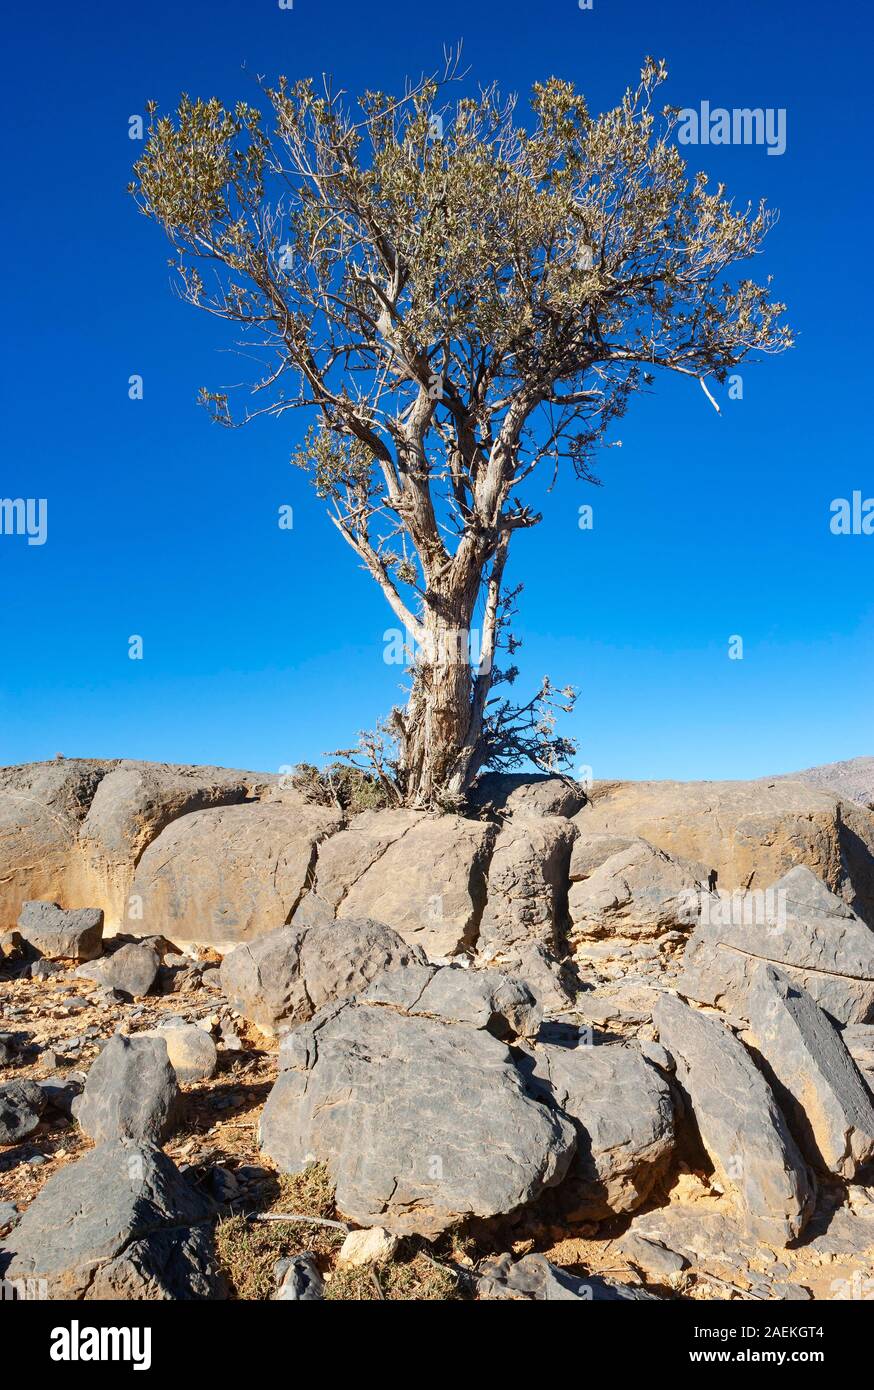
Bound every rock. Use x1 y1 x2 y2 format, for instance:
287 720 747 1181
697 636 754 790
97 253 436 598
220 917 427 1036
475 1252 659 1301
519 1035 675 1218
0 1139 218 1298
0 930 26 963
842 1024 874 1093
639 1040 674 1072
568 841 712 944
360 962 542 1041
774 757 874 811
273 1254 324 1301
79 761 273 922
259 998 575 1237
745 965 874 1178
677 866 874 1026
337 1227 399 1267
480 942 580 1015
0 1201 19 1231
16 901 104 961
77 943 160 999
38 1076 83 1118
128 800 343 946
569 832 651 881
295 809 497 958
653 994 814 1243
617 1232 688 1279
476 816 576 959
468 773 586 819
0 1033 15 1064
148 1023 217 1082
73 1034 178 1145
575 777 874 927
0 1079 46 1145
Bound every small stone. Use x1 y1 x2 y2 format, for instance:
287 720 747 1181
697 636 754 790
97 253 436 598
617 1232 687 1279
338 1227 399 1267
273 1253 324 1301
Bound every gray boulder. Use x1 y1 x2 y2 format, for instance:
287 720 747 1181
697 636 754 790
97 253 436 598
220 916 427 1036
476 1252 659 1301
842 1024 874 1094
0 1139 217 1299
519 1035 675 1218
127 799 343 946
476 816 576 959
0 1080 46 1146
478 942 580 1015
73 1034 178 1145
677 865 874 1025
745 965 874 1178
16 901 104 961
259 998 575 1237
273 1254 324 1301
360 962 542 1041
77 942 159 999
654 993 814 1243
568 840 712 944
294 809 497 957
469 773 586 819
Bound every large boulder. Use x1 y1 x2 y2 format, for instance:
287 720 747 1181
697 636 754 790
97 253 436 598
16 901 104 961
0 1140 218 1299
568 840 712 945
0 760 107 930
143 1023 218 1083
220 916 427 1035
476 816 576 960
78 761 273 923
468 773 586 819
575 778 874 926
128 800 343 946
73 1034 178 1145
677 866 874 1026
0 758 275 931
259 998 575 1237
519 1035 675 1218
745 965 874 1179
654 994 814 1243
294 809 497 958
360 962 543 1041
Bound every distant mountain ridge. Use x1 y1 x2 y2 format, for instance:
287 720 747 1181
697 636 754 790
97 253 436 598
773 757 874 809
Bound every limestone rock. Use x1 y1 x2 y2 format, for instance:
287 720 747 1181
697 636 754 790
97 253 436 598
128 800 343 946
295 809 497 957
361 961 542 1041
147 1023 217 1083
220 917 427 1035
575 777 874 926
337 1227 399 1267
568 840 712 944
476 1252 659 1301
653 993 814 1243
745 965 874 1178
519 1035 676 1218
842 1024 874 1094
78 942 160 999
16 901 104 961
677 866 874 1026
0 1080 47 1146
468 773 586 819
259 998 575 1237
476 816 576 958
73 1033 178 1145
0 1139 217 1299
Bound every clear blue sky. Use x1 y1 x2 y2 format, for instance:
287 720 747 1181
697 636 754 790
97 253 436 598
1 0 871 781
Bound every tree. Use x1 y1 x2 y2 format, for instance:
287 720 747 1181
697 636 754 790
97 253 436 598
131 53 791 808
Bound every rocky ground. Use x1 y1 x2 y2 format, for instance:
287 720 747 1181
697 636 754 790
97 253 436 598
2 757 874 1302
